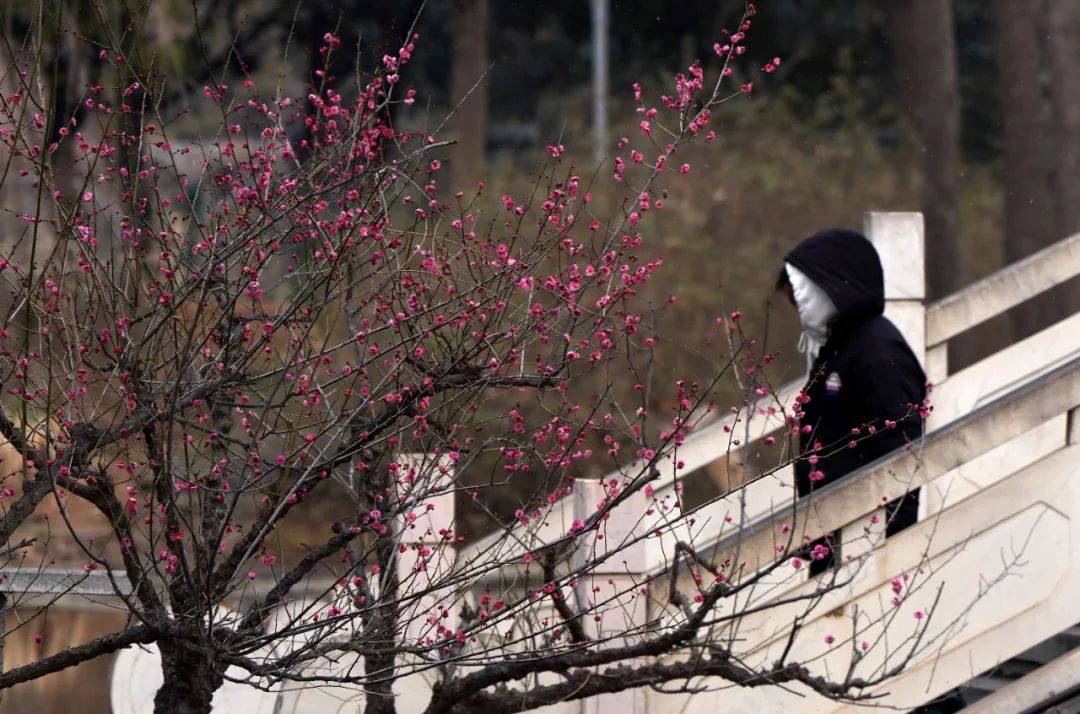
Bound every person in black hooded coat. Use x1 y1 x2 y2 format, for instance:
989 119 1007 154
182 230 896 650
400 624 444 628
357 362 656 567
780 229 962 713
779 228 927 543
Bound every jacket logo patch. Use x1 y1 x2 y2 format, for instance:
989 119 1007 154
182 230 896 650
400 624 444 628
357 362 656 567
825 371 842 396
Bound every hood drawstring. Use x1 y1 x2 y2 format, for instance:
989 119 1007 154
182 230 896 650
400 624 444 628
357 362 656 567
796 331 815 369
785 262 838 373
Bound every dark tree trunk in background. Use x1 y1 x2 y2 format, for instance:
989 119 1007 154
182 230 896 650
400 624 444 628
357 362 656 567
449 0 490 191
995 0 1058 334
0 594 5 709
889 0 965 300
1048 2 1080 240
1046 0 1080 321
50 1 90 209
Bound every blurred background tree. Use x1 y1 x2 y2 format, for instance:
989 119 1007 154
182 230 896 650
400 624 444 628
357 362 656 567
3 0 1076 495
31 0 1070 321
6 0 1078 511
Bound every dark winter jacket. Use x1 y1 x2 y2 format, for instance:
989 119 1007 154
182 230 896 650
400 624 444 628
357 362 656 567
784 229 926 527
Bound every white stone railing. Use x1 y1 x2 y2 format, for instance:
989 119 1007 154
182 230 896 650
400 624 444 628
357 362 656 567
462 213 1080 575
924 229 1080 383
647 362 1080 712
0 568 133 611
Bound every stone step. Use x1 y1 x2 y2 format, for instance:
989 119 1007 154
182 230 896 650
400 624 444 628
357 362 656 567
959 623 1080 708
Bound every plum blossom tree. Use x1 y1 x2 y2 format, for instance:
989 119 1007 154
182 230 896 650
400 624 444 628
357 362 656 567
0 3 962 713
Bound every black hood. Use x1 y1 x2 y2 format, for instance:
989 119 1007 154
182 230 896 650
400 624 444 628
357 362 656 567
783 228 885 325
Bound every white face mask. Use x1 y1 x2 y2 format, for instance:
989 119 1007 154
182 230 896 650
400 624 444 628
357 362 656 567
785 262 838 371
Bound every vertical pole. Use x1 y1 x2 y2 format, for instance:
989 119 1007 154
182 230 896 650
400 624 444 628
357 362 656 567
591 0 609 166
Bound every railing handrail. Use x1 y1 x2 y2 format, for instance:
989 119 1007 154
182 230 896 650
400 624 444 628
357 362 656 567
463 297 1080 566
926 231 1080 348
0 567 133 597
0 567 341 605
459 378 804 561
692 354 1080 569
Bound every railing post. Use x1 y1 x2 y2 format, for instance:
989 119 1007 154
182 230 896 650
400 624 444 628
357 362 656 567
863 212 927 367
863 212 936 520
386 454 459 712
573 478 649 714
395 453 457 646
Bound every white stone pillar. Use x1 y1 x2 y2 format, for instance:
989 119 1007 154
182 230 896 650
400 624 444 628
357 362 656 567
572 478 649 714
390 454 458 713
395 453 457 645
864 212 926 366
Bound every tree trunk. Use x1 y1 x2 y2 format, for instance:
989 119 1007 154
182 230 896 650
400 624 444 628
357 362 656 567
362 550 399 713
363 635 397 714
1045 0 1080 325
361 463 399 714
995 0 1058 334
449 0 490 191
1047 1 1080 239
888 0 965 300
153 645 224 714
991 0 1080 335
0 594 6 708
